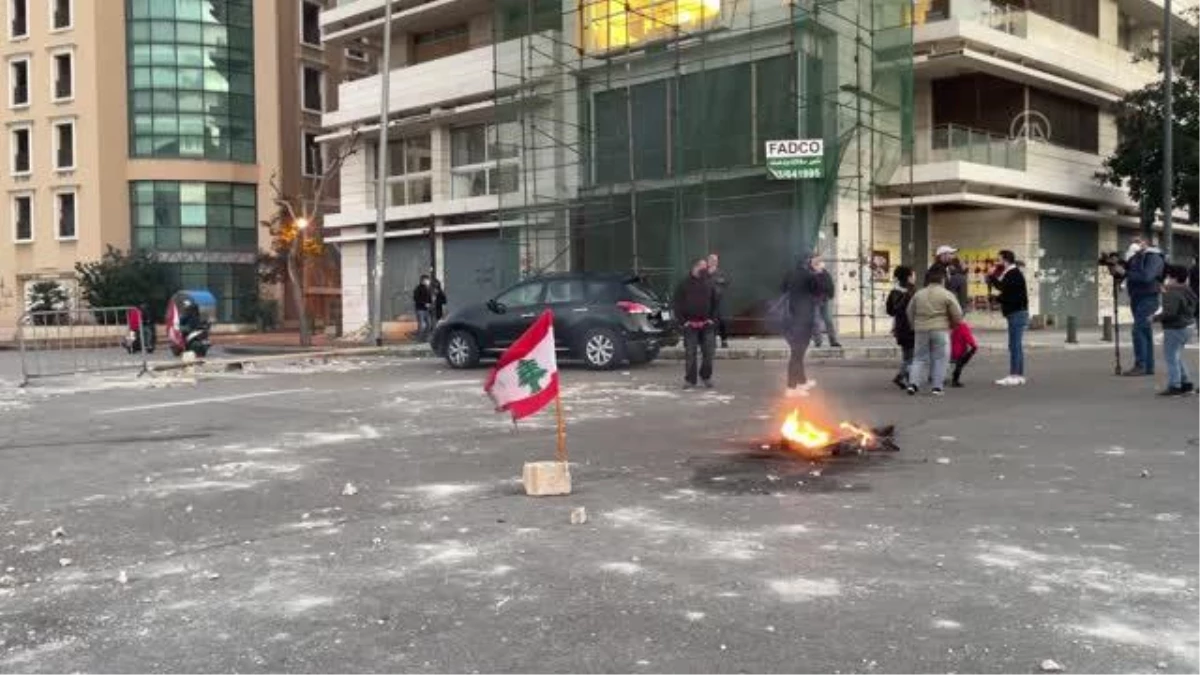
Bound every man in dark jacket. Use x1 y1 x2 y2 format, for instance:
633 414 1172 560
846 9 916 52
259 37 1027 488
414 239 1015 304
673 258 718 389
1154 264 1197 396
428 267 448 321
1123 237 1166 376
886 265 916 389
706 253 731 348
929 245 969 311
412 275 434 341
987 249 1029 386
809 254 841 348
1188 257 1198 321
783 254 819 396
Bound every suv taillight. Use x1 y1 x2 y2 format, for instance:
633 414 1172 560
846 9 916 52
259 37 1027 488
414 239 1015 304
616 300 652 314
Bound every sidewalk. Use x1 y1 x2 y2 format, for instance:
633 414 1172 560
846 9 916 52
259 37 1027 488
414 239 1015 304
220 325 1194 361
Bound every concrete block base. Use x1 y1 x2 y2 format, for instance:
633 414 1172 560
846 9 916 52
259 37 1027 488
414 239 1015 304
523 461 572 496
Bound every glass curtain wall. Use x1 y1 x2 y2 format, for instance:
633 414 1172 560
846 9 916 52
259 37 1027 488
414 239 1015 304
126 0 256 162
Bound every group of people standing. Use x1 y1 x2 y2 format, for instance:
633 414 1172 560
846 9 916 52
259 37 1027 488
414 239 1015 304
1111 238 1198 396
884 245 1028 396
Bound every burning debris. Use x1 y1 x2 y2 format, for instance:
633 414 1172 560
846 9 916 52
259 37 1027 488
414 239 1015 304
778 409 899 459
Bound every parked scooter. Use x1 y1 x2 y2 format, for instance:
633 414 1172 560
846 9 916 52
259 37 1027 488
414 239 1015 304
121 304 156 354
165 290 215 358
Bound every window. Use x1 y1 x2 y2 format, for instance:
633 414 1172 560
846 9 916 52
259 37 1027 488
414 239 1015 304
369 135 432 207
300 0 322 46
11 125 31 174
52 51 73 101
581 0 720 53
130 180 258 253
12 193 32 242
55 189 76 239
413 24 469 64
53 119 75 170
496 282 544 308
301 65 323 113
126 0 256 163
302 131 322 176
9 0 27 38
545 279 585 304
50 0 71 30
9 56 29 107
450 123 520 198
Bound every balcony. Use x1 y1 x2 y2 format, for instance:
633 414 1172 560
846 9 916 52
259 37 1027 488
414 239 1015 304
322 0 490 40
323 32 556 129
913 124 1026 170
895 124 1128 207
915 3 1160 98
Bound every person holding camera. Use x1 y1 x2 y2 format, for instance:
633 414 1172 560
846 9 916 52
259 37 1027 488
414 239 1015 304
1122 237 1166 376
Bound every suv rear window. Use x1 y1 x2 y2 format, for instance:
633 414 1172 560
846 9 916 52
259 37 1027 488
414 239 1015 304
624 282 661 305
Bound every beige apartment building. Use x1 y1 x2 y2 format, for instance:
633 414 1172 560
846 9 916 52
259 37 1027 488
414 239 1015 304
0 0 362 339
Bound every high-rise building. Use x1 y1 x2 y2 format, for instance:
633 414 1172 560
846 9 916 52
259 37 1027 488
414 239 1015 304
0 0 359 339
889 0 1199 327
319 0 1196 337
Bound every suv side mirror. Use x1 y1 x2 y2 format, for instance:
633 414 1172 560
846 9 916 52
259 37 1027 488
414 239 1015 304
487 299 505 314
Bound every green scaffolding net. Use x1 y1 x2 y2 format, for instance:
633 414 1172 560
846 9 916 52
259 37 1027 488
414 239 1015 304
491 0 914 332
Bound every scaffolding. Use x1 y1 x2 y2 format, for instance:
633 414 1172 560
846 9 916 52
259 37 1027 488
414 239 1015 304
490 0 914 333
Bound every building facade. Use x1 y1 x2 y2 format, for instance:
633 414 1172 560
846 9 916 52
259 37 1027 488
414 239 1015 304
320 0 1196 336
882 0 1199 328
0 0 359 338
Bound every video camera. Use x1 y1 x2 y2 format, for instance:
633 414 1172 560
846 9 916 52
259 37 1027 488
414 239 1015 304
1098 251 1126 279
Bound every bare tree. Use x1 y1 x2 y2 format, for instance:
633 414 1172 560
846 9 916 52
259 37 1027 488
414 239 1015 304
260 128 360 347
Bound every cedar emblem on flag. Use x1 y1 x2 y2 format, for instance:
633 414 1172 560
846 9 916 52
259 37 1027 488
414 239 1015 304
484 309 560 421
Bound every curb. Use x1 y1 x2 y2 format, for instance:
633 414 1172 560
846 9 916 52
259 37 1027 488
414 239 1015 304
147 340 1171 373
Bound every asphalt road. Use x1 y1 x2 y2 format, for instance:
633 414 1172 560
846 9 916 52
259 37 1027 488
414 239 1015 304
0 351 1196 673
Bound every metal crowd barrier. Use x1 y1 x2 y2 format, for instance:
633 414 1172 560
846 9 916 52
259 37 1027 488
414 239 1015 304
16 306 149 385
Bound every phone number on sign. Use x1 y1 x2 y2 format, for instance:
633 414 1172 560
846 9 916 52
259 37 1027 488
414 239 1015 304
771 169 822 179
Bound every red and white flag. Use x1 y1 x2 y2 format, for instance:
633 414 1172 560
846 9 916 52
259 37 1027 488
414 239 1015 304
484 309 559 421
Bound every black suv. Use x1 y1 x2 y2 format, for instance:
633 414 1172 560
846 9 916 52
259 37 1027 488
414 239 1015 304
431 272 678 370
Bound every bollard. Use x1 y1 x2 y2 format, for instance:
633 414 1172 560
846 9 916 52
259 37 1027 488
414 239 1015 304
1101 316 1113 342
1066 316 1078 344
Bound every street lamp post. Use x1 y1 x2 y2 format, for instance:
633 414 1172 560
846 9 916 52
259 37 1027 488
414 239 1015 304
293 217 311 347
371 0 394 346
1162 0 1174 259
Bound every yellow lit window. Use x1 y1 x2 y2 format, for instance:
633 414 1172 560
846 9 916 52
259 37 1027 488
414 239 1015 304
581 0 721 53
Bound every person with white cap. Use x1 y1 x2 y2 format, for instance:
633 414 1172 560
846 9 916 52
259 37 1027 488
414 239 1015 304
930 245 969 311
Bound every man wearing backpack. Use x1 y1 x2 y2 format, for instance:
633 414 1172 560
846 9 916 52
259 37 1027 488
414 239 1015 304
1123 237 1166 376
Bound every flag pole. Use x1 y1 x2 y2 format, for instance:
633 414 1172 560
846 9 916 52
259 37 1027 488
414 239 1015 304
554 390 567 463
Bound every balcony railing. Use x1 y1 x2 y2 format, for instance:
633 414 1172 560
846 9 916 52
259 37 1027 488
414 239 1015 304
911 124 1026 170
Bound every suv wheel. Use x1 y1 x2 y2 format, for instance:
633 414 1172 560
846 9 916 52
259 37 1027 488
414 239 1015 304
581 328 624 370
445 330 480 369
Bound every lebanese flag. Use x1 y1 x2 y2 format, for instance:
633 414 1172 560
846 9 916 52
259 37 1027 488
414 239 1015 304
484 309 559 421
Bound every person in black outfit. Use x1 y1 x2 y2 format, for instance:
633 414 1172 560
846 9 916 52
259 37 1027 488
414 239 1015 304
986 250 1030 386
885 265 916 389
428 267 448 321
673 258 718 389
706 253 730 348
1189 257 1198 322
412 275 434 341
810 254 841 348
782 253 819 397
929 245 969 311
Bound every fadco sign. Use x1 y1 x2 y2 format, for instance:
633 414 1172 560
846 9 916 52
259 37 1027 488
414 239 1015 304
764 139 824 180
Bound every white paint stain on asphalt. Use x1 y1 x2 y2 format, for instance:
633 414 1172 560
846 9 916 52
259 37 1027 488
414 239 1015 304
604 507 766 561
405 483 485 502
933 619 962 630
600 562 643 575
1073 618 1199 666
768 577 841 602
98 388 310 415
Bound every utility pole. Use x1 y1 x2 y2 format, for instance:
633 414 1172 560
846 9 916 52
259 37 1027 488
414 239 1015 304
371 0 394 346
1161 0 1174 258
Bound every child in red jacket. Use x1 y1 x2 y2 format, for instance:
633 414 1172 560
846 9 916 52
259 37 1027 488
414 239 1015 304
950 320 978 388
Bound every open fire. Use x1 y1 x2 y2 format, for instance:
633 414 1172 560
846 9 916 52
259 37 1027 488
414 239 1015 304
779 409 898 459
